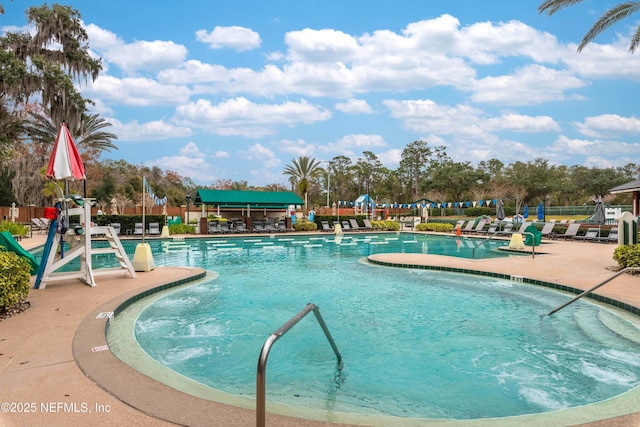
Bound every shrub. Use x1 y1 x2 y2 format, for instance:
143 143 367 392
613 244 640 269
169 223 195 235
415 223 454 232
0 251 31 313
293 221 317 231
0 220 28 237
382 220 400 231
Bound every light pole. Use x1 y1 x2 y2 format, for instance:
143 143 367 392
185 194 191 225
322 161 331 208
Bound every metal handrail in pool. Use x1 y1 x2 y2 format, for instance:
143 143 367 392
472 231 536 259
256 303 342 427
547 267 640 316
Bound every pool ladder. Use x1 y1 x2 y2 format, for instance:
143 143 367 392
256 303 342 427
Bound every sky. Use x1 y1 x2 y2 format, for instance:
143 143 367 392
3 0 640 187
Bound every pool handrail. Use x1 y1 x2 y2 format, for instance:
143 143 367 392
471 231 536 259
547 267 640 315
256 303 342 427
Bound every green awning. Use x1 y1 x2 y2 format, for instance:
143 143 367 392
194 189 303 209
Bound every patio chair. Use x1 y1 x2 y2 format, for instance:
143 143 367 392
596 227 618 244
31 218 47 234
573 227 599 242
110 223 121 235
460 220 476 234
497 222 514 235
468 219 487 234
539 222 556 239
133 223 144 236
148 222 160 236
363 218 374 230
321 221 333 232
252 222 266 233
208 221 221 234
553 223 580 240
219 222 232 233
341 220 351 231
235 222 249 233
479 222 498 235
349 219 363 231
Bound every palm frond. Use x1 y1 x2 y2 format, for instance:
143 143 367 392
577 2 640 52
538 0 586 16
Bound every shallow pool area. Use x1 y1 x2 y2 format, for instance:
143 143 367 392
104 233 640 423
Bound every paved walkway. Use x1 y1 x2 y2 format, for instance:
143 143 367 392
0 233 639 426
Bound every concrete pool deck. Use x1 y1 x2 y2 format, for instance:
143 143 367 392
0 232 639 426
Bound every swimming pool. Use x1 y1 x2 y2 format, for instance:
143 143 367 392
105 233 640 423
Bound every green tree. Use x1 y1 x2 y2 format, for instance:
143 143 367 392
399 140 432 200
283 156 323 214
539 1 640 52
0 4 102 131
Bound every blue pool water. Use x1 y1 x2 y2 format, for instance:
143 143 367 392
106 233 640 420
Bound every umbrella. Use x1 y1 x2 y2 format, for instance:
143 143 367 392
537 202 544 221
523 205 529 219
496 199 506 221
46 123 85 182
45 123 85 258
592 196 606 224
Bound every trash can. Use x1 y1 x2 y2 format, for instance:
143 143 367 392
524 224 542 246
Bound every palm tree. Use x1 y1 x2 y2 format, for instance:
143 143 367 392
539 1 640 52
283 156 323 214
24 111 118 156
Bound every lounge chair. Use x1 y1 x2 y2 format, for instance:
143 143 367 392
341 220 351 231
110 223 121 235
460 220 476 234
479 222 498 235
499 222 514 235
235 222 249 233
31 218 47 234
573 227 599 242
596 227 618 244
349 219 363 231
468 219 487 234
133 223 144 236
208 221 221 234
362 218 374 230
252 222 266 233
148 222 160 236
277 220 293 232
539 222 555 239
321 221 333 232
554 223 580 240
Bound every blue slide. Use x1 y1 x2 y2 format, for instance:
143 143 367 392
0 231 39 275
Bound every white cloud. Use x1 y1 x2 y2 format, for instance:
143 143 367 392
174 97 331 137
384 99 486 137
334 98 374 114
482 114 560 133
107 118 193 141
88 75 191 106
86 24 187 75
470 65 585 105
196 26 261 51
238 143 280 168
277 139 317 157
146 142 218 184
574 114 640 138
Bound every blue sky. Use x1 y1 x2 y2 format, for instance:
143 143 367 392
3 0 640 186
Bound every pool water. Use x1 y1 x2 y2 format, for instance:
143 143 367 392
106 233 640 420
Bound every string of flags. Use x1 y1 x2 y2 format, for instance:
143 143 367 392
143 176 167 206
338 200 498 209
